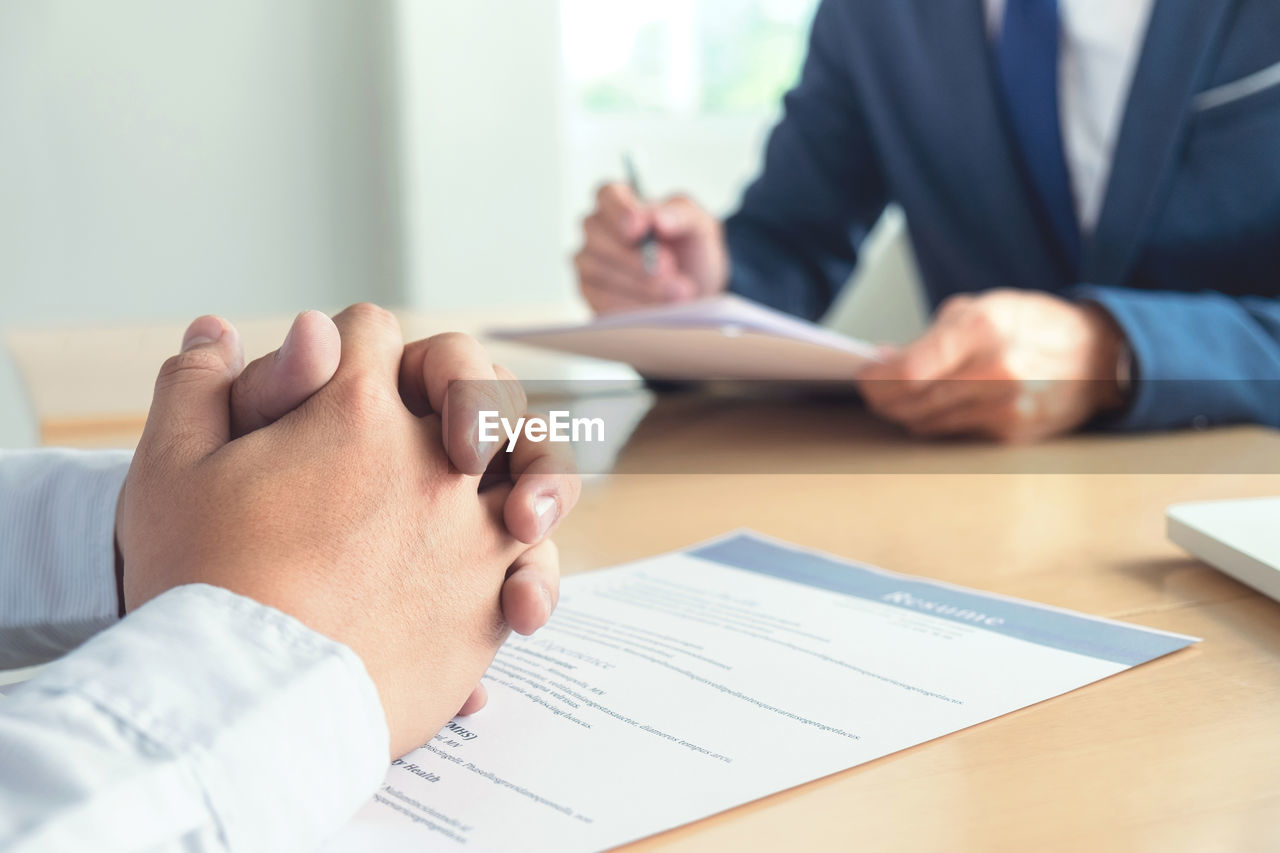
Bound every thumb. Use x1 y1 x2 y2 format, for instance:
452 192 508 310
137 315 244 471
652 195 712 241
861 312 973 384
230 310 341 437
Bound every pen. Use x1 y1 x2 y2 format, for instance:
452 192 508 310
623 151 660 275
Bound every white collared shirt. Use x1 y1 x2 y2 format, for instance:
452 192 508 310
985 0 1157 232
0 449 390 852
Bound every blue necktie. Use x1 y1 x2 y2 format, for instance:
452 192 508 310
996 0 1081 270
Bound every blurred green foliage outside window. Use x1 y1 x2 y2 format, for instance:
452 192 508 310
563 0 820 116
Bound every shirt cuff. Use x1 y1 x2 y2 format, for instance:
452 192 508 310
22 583 390 851
0 449 132 666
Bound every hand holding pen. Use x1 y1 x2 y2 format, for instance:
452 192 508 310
573 153 732 314
623 153 661 275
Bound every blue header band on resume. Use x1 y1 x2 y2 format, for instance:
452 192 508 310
689 534 1195 666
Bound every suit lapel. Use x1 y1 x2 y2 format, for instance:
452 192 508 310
1082 0 1238 285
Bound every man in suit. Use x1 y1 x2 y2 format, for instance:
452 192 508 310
575 0 1280 441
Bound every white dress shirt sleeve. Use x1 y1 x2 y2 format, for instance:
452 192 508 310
0 583 391 853
0 448 132 668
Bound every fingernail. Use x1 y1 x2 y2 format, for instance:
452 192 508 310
469 418 490 466
540 584 555 620
534 494 558 539
182 316 224 352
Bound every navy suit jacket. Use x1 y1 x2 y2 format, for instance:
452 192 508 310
726 0 1280 430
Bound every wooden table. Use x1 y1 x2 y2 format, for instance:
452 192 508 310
566 394 1280 853
3 306 618 448
8 317 1280 852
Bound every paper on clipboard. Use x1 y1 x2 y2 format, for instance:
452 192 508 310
487 295 881 380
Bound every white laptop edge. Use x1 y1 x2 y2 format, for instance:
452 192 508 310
1167 498 1280 604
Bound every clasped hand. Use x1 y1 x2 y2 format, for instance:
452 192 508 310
115 304 581 758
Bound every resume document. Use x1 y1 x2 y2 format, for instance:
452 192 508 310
326 531 1196 852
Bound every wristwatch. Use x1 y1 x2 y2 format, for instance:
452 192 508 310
1115 338 1134 403
1103 335 1137 416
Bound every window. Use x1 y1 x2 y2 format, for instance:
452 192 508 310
562 0 820 117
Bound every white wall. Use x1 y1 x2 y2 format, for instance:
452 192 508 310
0 0 403 329
394 0 569 311
0 0 405 444
561 114 778 243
